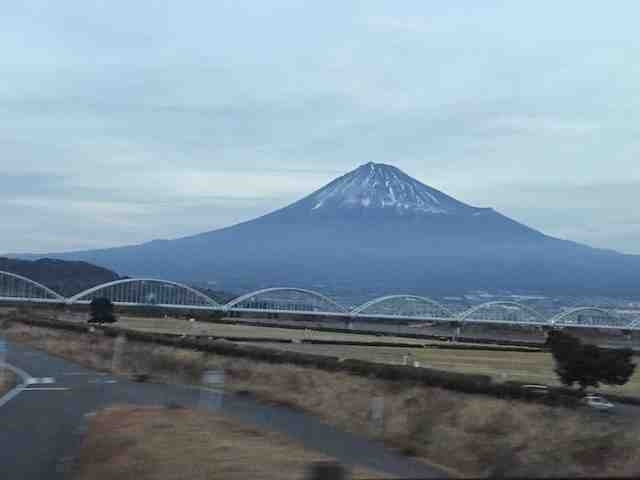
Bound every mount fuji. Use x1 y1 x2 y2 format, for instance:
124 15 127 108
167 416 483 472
21 163 640 298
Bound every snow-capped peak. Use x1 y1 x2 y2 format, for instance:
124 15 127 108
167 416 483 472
302 162 474 215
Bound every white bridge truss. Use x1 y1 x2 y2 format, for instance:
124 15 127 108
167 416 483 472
2 270 639 331
68 278 220 309
0 270 65 303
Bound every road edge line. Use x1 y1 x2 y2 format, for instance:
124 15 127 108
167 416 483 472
0 361 33 408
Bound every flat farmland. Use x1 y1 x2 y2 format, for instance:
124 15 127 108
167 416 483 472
105 315 443 346
59 313 640 397
96 315 533 350
239 341 640 397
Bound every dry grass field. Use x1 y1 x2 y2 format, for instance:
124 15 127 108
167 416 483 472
0 369 16 396
8 309 640 396
3 319 640 477
61 311 540 351
75 406 385 480
114 315 640 397
240 341 640 397
67 310 637 397
90 314 437 345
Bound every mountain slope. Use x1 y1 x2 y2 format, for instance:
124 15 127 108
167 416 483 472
0 257 120 297
17 163 640 298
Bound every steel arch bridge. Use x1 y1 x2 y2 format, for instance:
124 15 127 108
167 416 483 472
0 270 65 303
2 269 640 331
628 319 640 329
68 278 220 309
549 307 630 329
352 294 454 320
457 301 548 326
224 287 348 315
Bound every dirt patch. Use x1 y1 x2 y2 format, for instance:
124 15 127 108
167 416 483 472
74 405 385 480
3 319 640 477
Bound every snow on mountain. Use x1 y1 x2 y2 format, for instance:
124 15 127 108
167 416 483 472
20 161 640 298
297 162 476 215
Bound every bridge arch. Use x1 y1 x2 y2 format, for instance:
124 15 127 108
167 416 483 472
225 287 347 313
68 278 220 308
628 319 640 329
352 295 453 319
458 301 547 324
0 270 64 302
549 307 628 328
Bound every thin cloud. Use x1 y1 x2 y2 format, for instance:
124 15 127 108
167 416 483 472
1 1 639 254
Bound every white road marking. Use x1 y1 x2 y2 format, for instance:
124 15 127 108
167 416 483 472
88 378 117 384
0 361 33 408
0 362 32 384
62 372 107 376
26 377 56 385
0 386 26 408
22 387 70 391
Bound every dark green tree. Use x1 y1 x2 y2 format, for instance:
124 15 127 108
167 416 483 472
546 329 635 390
599 347 636 386
89 297 117 323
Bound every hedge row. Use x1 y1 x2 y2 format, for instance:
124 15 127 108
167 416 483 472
7 313 91 334
7 312 631 408
204 318 545 353
302 337 542 353
100 327 582 406
10 309 542 352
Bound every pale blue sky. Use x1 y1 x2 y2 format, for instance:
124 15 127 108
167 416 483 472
2 1 640 253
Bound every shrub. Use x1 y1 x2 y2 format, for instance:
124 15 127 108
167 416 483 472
89 298 117 324
547 329 636 390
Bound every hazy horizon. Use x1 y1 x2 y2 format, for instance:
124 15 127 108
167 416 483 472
2 2 640 254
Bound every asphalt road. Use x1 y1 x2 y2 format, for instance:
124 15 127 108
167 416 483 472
0 340 448 479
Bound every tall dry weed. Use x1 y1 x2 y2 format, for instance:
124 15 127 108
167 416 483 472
3 320 640 477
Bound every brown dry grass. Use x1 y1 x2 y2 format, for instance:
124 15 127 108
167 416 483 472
59 311 525 349
67 312 640 395
0 369 16 396
70 313 436 345
241 341 640 397
75 406 384 480
3 319 640 477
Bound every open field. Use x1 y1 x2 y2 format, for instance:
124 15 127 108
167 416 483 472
75 406 384 480
59 311 542 351
10 309 640 396
59 310 640 396
0 307 17 317
240 341 640 397
3 319 640 477
85 314 438 345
